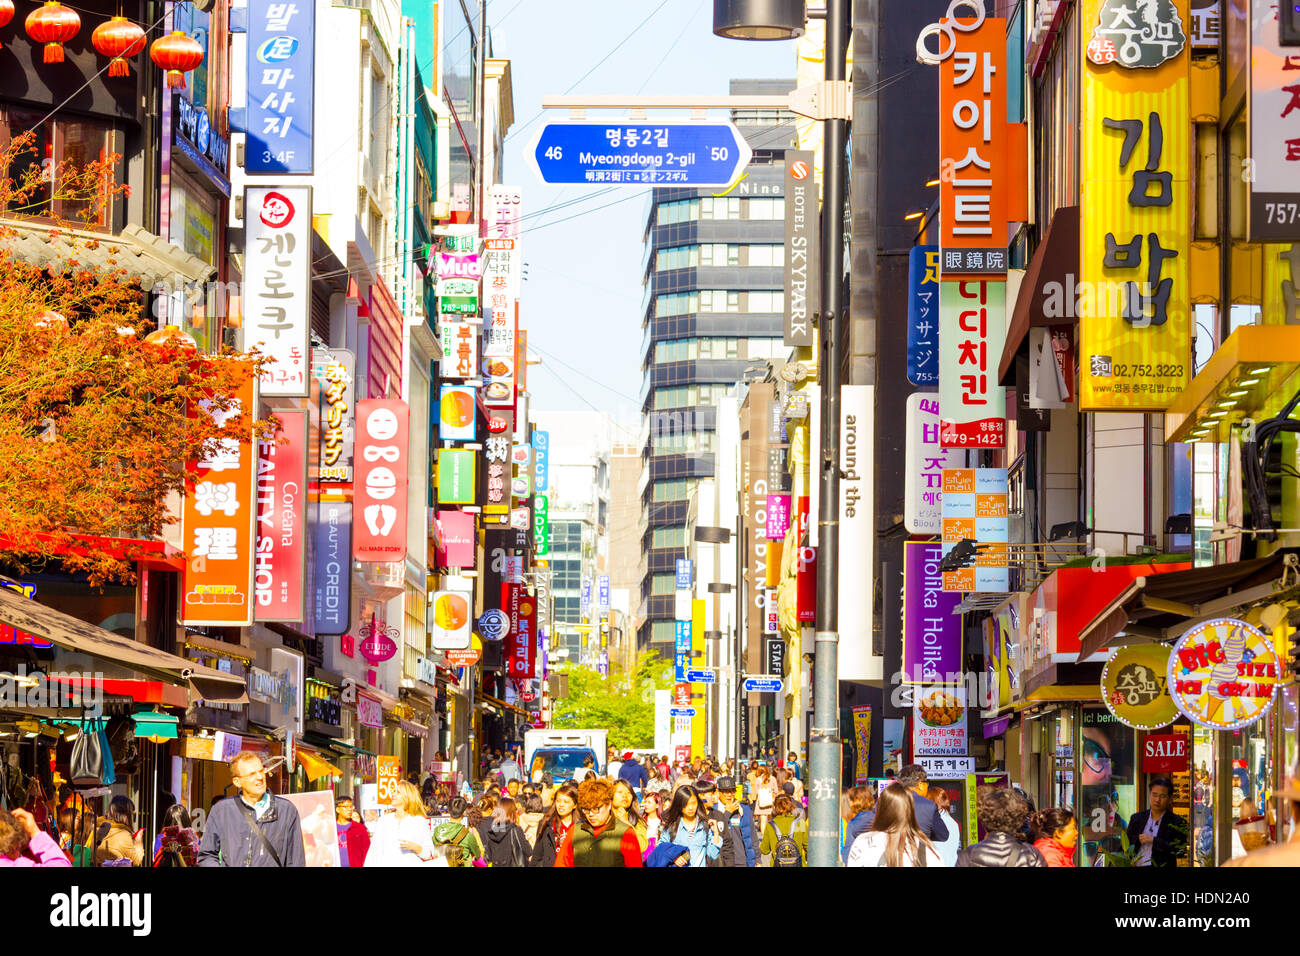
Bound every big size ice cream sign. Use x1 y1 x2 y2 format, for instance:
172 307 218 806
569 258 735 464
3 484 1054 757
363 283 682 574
1167 617 1281 731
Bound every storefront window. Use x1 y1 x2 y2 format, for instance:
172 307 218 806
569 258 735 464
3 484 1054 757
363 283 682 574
1192 725 1216 865
0 108 121 227
1079 707 1137 866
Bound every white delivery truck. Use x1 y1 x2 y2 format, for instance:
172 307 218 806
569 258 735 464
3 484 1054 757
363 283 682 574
524 729 608 783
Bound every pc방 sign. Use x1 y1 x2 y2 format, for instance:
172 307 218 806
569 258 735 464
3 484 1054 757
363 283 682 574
254 409 307 622
244 186 311 397
353 400 409 562
182 375 258 626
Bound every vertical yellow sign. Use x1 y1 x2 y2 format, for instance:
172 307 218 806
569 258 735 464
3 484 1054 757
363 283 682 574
691 598 706 757
1078 0 1191 410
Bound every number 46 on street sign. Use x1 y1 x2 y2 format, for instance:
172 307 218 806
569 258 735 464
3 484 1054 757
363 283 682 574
529 122 752 188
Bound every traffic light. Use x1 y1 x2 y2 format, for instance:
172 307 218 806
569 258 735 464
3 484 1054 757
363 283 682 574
1284 2 1300 46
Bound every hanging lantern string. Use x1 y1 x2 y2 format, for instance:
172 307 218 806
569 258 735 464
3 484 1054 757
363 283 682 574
20 0 193 137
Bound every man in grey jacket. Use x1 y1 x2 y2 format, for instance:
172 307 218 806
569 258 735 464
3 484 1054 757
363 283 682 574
198 751 305 867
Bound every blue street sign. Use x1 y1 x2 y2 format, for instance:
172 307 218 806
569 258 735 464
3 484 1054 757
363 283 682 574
686 669 716 684
743 677 783 693
675 558 692 590
245 0 316 174
531 122 752 187
670 707 697 718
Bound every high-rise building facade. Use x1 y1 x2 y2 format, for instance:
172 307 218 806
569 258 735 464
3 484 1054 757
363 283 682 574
638 79 797 653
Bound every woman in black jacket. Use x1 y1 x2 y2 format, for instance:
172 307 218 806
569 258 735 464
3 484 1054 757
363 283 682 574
956 787 1046 867
529 781 579 867
482 796 530 867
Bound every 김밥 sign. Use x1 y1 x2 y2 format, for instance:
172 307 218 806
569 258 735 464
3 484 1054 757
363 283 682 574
254 409 308 622
245 186 311 397
182 375 258 626
353 400 409 562
1167 617 1281 731
1078 0 1190 410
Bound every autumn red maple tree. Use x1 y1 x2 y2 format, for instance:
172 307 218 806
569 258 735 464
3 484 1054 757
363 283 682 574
0 132 270 585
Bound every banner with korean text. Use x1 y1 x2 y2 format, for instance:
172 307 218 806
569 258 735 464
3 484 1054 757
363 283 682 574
1078 0 1191 410
939 280 1006 447
254 409 308 622
245 186 311 397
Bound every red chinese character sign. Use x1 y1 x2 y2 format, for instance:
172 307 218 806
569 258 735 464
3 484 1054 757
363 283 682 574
1168 618 1281 731
244 186 311 397
254 409 308 622
181 376 258 625
939 280 1006 447
918 1 1008 278
353 399 409 562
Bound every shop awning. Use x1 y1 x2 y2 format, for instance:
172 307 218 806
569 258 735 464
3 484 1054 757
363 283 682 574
1164 325 1300 443
0 585 247 703
998 205 1079 386
1075 552 1298 661
295 748 344 782
0 217 216 288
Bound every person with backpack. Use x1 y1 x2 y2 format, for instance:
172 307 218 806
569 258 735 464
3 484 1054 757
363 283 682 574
431 796 486 867
707 775 757 867
760 793 808 867
482 795 531 866
529 781 578 867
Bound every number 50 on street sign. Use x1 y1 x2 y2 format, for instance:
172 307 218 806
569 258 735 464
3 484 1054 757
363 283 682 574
528 121 752 188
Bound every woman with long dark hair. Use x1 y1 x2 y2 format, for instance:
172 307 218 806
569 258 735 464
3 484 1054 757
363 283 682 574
153 804 200 867
611 779 647 853
659 786 720 868
845 783 943 867
482 795 530 867
529 781 579 867
94 796 144 867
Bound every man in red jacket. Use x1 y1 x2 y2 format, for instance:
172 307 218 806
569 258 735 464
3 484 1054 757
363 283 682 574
334 796 370 867
555 778 643 867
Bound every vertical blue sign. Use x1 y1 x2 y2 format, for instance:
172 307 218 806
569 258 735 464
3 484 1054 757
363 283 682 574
675 558 692 590
598 575 610 613
674 620 692 682
580 578 591 618
907 246 940 387
313 502 351 634
532 431 549 493
246 0 315 174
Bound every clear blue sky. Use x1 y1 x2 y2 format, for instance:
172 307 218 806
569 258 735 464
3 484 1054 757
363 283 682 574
494 0 796 428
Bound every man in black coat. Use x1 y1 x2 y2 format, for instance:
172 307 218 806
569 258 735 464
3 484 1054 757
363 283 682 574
1126 777 1187 867
897 764 949 843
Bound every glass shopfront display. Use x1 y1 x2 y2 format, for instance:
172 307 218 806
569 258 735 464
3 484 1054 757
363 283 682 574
1079 707 1137 866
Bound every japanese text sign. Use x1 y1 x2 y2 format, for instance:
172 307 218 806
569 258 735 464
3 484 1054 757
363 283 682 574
907 246 941 385
312 349 354 483
904 392 964 534
1079 0 1190 410
353 400 409 562
245 186 311 396
939 279 1007 447
182 375 258 625
246 0 315 174
254 409 308 622
313 502 350 635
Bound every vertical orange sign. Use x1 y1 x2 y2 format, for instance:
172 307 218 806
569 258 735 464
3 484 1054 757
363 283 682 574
936 12 1008 279
181 375 258 626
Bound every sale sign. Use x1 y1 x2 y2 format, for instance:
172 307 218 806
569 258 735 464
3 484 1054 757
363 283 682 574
377 755 401 805
181 375 258 626
254 409 308 622
1142 732 1189 774
353 400 409 562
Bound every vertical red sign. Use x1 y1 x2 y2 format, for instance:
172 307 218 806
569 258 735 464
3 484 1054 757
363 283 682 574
353 399 410 561
509 593 536 678
254 409 308 622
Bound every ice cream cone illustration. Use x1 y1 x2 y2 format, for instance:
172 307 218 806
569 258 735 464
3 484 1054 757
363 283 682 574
1205 624 1247 726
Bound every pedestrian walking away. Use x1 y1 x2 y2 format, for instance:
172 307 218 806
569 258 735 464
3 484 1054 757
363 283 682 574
845 783 943 867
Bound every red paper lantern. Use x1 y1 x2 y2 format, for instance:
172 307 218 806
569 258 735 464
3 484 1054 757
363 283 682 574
149 30 203 89
24 1 80 64
92 16 145 78
0 1 16 48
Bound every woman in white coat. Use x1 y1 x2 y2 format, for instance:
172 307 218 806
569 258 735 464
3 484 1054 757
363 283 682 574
364 781 436 866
